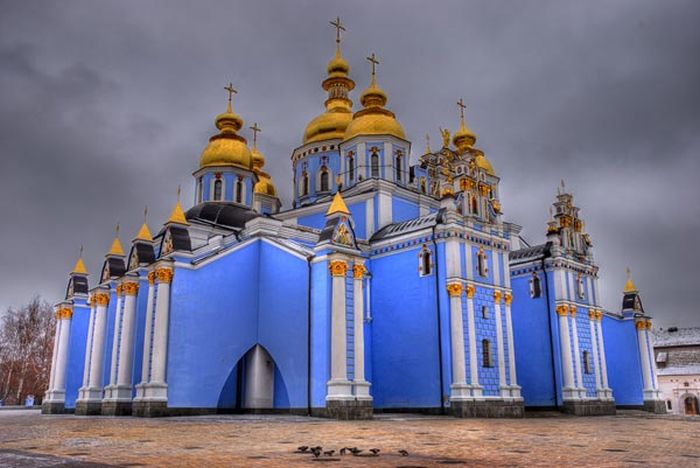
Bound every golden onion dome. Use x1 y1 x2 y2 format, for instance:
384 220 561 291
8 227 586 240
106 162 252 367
453 121 477 153
473 149 496 176
327 51 350 75
343 75 405 141
254 172 277 196
199 94 253 170
251 146 265 169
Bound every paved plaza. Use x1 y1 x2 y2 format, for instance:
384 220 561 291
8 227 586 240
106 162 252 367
0 410 698 467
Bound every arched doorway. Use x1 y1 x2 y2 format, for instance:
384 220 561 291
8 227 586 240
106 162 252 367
684 395 698 416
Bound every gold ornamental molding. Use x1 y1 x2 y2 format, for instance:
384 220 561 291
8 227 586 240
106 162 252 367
570 305 577 317
352 264 367 279
493 290 502 303
54 307 73 320
123 281 139 296
446 282 463 297
148 271 156 285
466 284 475 299
116 284 124 296
94 292 110 307
504 292 512 306
329 260 348 277
556 304 569 316
155 267 174 284
635 319 652 330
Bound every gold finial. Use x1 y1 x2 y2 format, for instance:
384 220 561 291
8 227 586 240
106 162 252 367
425 133 432 154
72 245 88 274
135 205 153 241
224 82 237 113
624 267 638 293
366 52 379 82
250 122 261 149
457 98 466 125
108 223 125 256
330 16 345 52
167 186 189 226
327 191 350 216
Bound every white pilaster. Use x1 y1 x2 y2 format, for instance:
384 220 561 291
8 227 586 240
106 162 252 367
365 197 374 239
504 293 521 397
112 279 139 400
570 307 585 398
352 261 371 400
557 305 577 400
377 190 392 229
595 314 612 398
107 285 123 391
327 256 352 400
637 320 661 400
494 291 508 397
78 289 109 403
588 312 603 394
147 265 173 401
45 306 73 402
81 303 96 389
447 283 469 400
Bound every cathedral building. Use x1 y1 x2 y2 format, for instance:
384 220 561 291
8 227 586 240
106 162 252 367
42 19 664 419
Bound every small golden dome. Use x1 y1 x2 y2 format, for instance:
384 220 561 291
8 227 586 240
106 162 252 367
199 90 253 170
453 121 477 153
304 109 353 144
327 51 350 75
473 149 496 176
251 147 265 169
254 172 277 197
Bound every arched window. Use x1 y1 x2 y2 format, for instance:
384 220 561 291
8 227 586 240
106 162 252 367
302 172 309 196
583 350 591 374
576 273 585 299
371 152 380 177
470 194 478 214
482 339 492 367
197 176 203 203
477 247 489 277
530 272 542 298
395 154 402 182
235 179 243 204
319 167 329 192
348 154 355 182
214 179 223 201
482 305 489 319
419 245 432 276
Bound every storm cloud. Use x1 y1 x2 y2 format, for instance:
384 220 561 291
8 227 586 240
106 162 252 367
1 0 698 327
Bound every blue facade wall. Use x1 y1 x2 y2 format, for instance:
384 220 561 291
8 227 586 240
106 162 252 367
310 259 331 408
392 197 419 224
64 301 89 409
370 246 442 409
603 315 643 406
130 276 149 394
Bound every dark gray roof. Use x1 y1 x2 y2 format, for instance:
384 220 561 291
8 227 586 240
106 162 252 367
654 328 700 347
370 210 444 242
185 202 261 229
509 243 550 261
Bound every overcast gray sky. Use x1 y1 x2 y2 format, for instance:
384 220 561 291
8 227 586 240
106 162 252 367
1 0 698 327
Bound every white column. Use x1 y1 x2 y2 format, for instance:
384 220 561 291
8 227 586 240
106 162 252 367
570 306 585 397
636 320 657 400
114 279 139 399
493 291 508 396
447 282 469 400
81 302 96 389
149 266 173 398
136 273 156 398
557 304 577 400
107 285 124 393
83 290 109 402
52 309 72 394
352 261 371 400
48 310 61 393
365 197 374 238
466 285 481 396
377 190 392 229
327 258 352 399
595 313 611 395
588 310 603 394
504 293 520 397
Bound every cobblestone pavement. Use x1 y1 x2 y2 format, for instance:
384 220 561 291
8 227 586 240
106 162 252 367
0 410 698 467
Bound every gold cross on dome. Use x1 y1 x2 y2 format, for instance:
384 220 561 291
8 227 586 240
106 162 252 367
224 82 237 109
366 53 379 77
250 122 262 148
457 98 466 121
330 16 345 44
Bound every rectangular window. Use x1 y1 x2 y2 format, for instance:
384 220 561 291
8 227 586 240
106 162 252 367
482 339 492 367
481 305 488 319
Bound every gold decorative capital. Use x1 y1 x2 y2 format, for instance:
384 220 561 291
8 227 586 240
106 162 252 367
570 305 577 317
55 307 73 320
446 282 463 297
493 290 502 303
504 292 512 306
155 267 174 284
329 260 348 277
123 281 139 296
466 284 475 299
556 304 569 316
352 264 366 279
94 292 110 307
635 320 647 330
116 284 123 296
588 309 597 320
148 271 156 286
596 310 603 321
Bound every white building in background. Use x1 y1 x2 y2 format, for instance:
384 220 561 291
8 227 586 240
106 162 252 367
654 327 700 416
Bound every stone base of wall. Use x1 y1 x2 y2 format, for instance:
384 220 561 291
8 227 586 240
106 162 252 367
451 399 525 418
75 400 102 416
132 400 168 418
101 400 132 416
563 399 616 416
41 401 65 414
643 399 667 414
324 399 373 420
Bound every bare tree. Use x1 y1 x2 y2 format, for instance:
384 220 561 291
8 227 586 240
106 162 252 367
0 297 55 405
